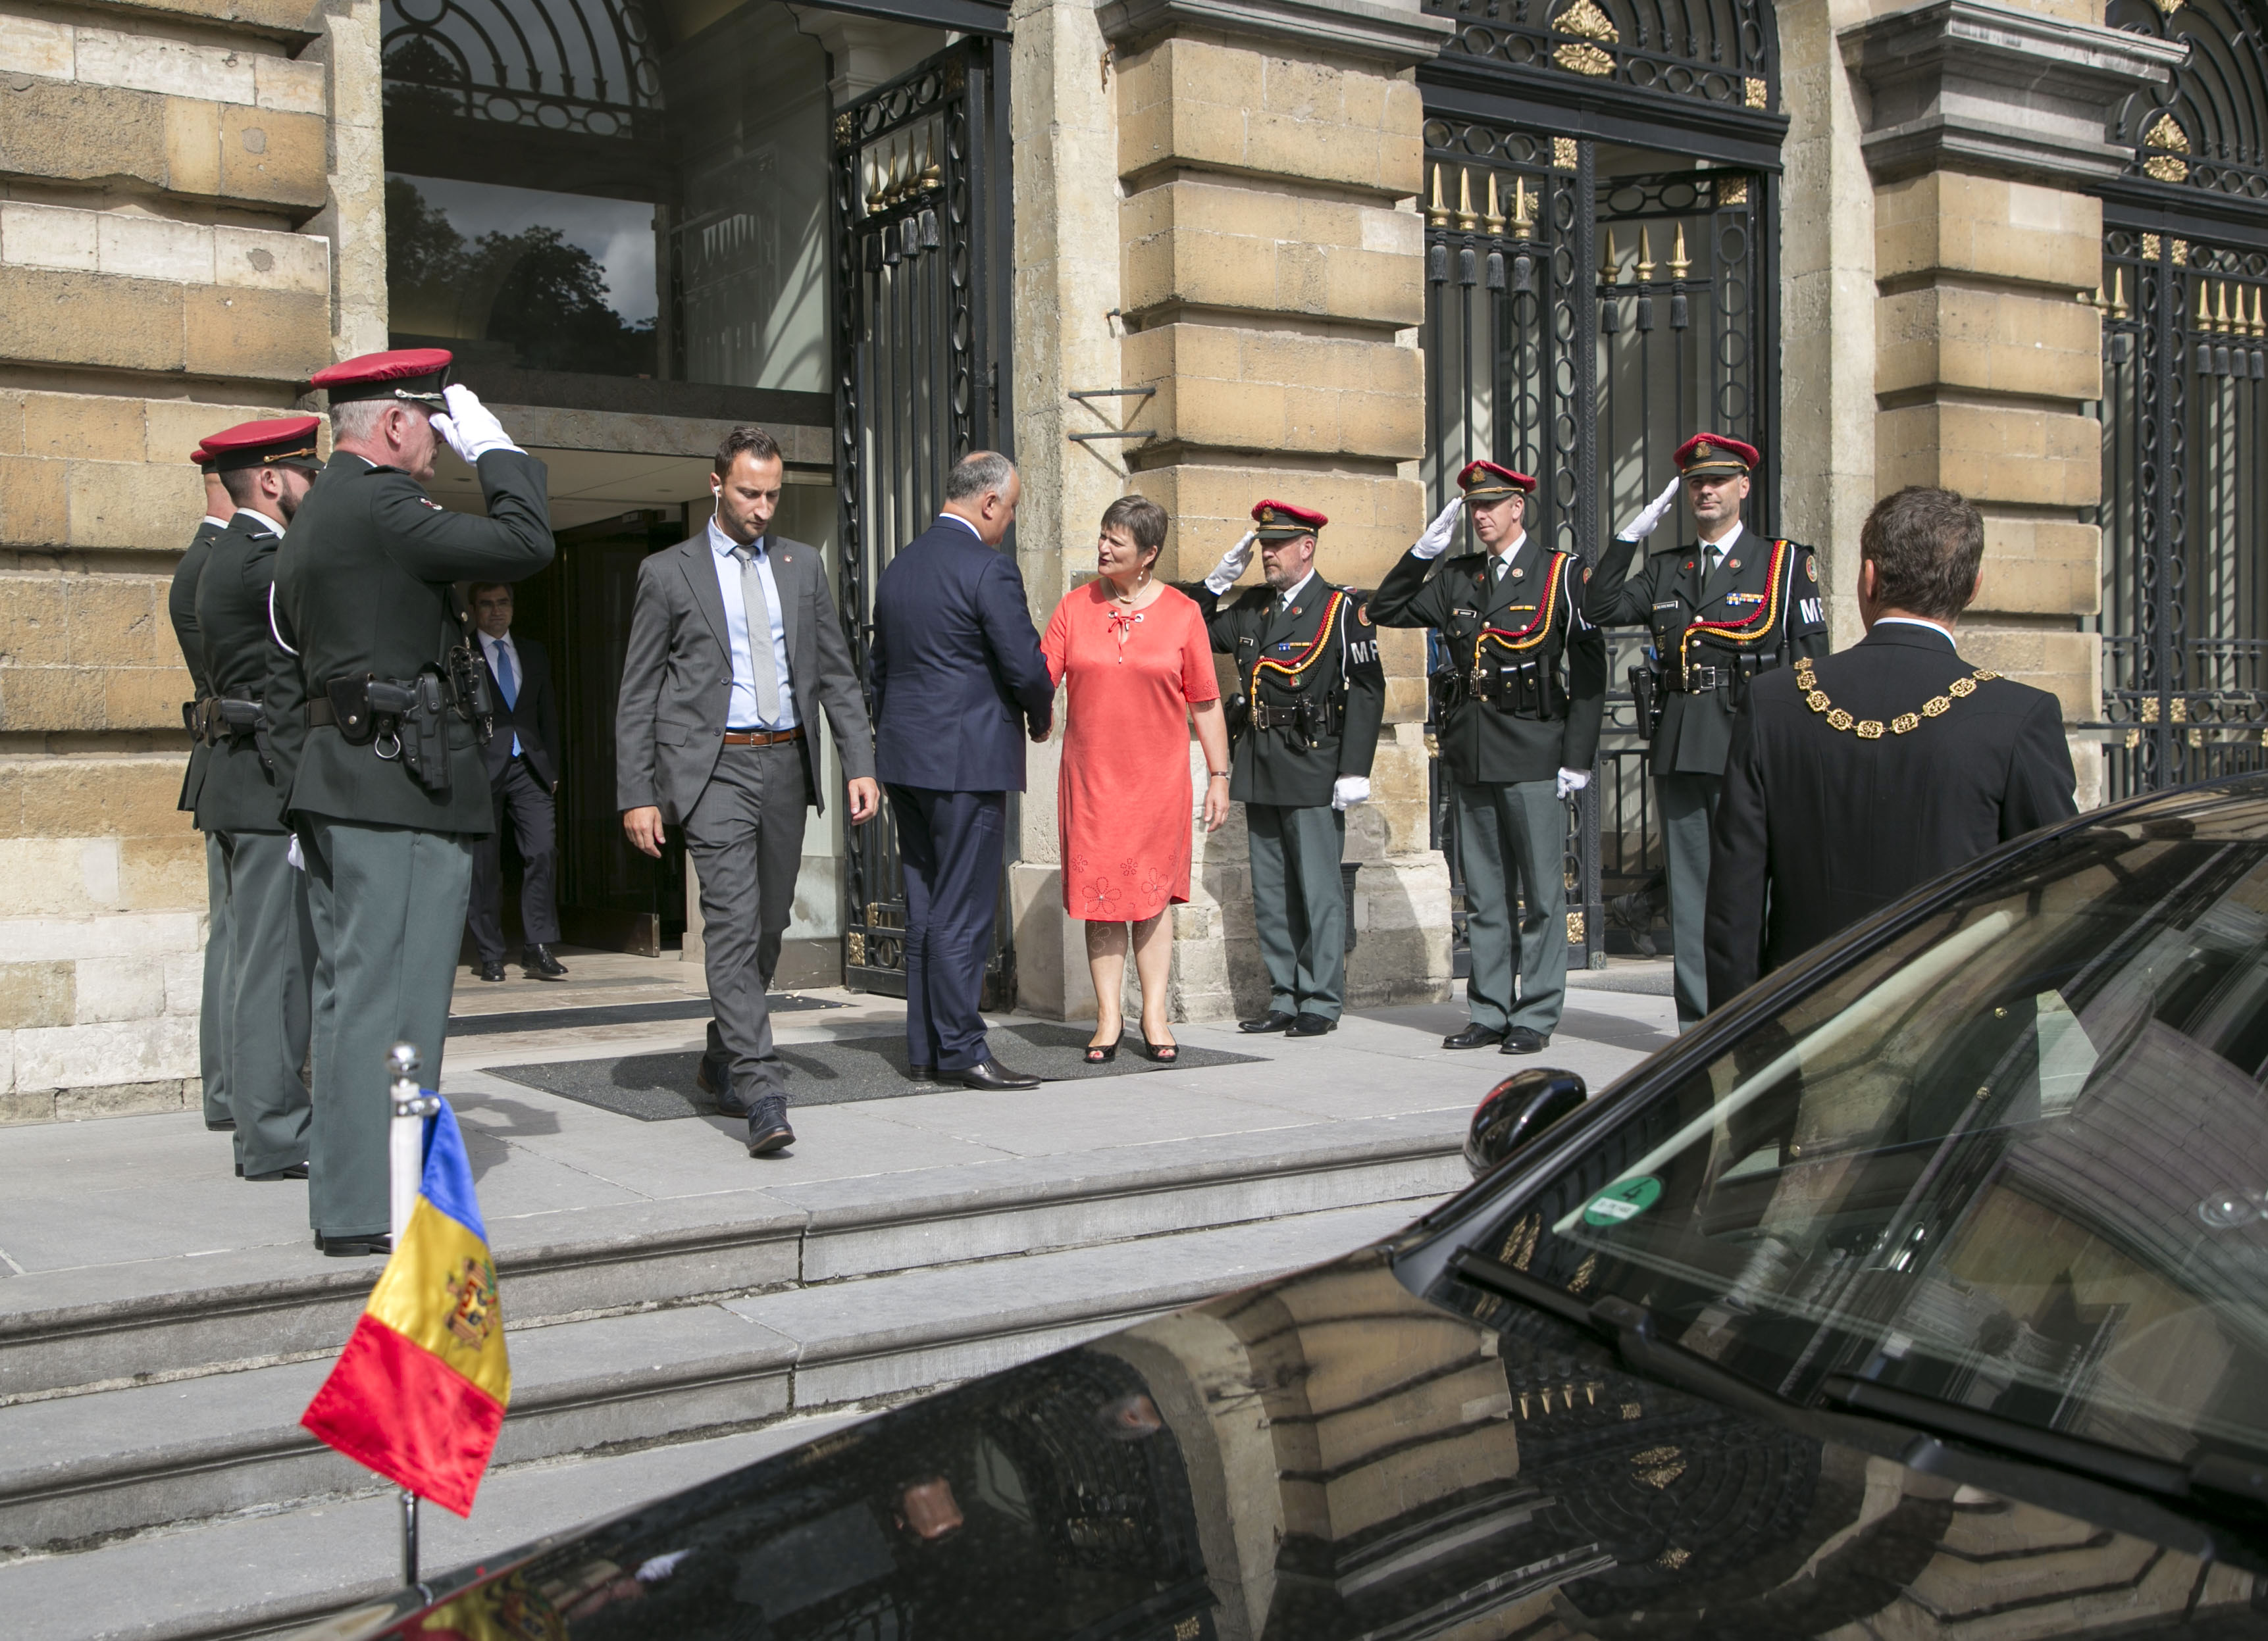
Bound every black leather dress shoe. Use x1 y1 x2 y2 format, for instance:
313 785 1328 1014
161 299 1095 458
1287 1013 1337 1037
1442 1024 1507 1049
523 942 569 980
908 1063 937 1081
1500 1026 1552 1054
477 959 506 982
245 1161 309 1181
952 1057 1041 1091
1239 1009 1297 1034
696 1056 749 1117
207 1117 236 1132
746 1098 795 1156
319 1233 392 1257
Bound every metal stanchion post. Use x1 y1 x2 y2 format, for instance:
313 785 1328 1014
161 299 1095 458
388 1041 440 1588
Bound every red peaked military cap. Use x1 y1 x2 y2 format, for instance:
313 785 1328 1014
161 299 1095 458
1251 499 1327 540
201 415 323 474
311 347 452 407
1674 433 1759 476
1456 459 1535 501
190 445 217 472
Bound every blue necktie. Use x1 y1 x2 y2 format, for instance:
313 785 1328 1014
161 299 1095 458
492 642 521 756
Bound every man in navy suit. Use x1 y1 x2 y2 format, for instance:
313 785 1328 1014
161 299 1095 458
871 451 1054 1090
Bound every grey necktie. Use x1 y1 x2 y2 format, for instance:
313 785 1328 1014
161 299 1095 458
733 543 783 724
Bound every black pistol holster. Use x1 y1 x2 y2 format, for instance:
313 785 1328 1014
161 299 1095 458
1470 657 1564 720
324 669 453 797
212 697 274 774
1630 655 1664 740
448 638 496 746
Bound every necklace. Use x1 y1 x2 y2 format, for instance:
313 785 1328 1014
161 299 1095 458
1794 655 1999 740
1110 569 1148 605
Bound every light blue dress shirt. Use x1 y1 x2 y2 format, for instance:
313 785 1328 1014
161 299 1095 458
707 516 797 731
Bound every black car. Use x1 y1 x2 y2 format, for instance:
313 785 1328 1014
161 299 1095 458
301 778 2268 1640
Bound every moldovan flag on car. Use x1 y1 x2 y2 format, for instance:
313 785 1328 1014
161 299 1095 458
300 1099 510 1517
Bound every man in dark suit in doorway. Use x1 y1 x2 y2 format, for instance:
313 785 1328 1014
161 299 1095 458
1705 485 2078 1004
870 451 1054 1091
617 425 879 1156
466 581 566 982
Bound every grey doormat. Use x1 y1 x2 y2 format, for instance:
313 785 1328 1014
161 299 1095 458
484 1024 1266 1121
448 994 838 1038
1568 966 1676 997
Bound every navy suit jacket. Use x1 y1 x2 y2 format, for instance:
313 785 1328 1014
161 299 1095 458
871 517 1054 793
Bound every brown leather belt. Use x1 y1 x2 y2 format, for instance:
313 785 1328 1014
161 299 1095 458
721 726 804 747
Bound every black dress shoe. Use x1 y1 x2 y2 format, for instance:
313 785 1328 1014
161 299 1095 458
952 1057 1041 1091
319 1233 392 1257
1287 1013 1337 1037
245 1161 309 1181
523 942 569 980
1442 1024 1507 1049
1500 1026 1552 1054
207 1117 236 1132
746 1097 795 1156
908 1063 937 1081
1239 1010 1297 1034
477 959 506 982
696 1056 750 1117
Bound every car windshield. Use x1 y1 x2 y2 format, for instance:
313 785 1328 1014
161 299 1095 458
1447 789 2268 1471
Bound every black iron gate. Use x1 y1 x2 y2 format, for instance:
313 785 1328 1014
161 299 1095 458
831 39 1014 997
1420 113 1776 969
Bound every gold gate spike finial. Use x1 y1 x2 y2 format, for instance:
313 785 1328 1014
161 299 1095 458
1601 227 1620 280
2217 279 2232 333
1428 163 1449 228
1512 174 1535 234
1456 166 1478 231
1636 227 1655 282
1483 172 1506 236
1668 221 1689 280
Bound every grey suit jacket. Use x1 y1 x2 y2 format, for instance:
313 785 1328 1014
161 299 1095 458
615 531 876 822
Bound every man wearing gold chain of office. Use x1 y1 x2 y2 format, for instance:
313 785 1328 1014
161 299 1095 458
1586 434 1828 1028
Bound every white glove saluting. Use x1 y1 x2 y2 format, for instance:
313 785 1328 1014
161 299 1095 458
431 384 523 464
1614 476 1681 543
1555 767 1591 801
1202 531 1258 595
1331 775 1371 812
1411 497 1463 561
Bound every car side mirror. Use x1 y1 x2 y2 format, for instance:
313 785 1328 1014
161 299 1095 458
1464 1068 1587 1177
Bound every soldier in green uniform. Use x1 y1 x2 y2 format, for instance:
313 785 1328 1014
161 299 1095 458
1370 462 1606 1054
267 350 554 1255
171 441 237 1154
1184 499 1386 1038
192 417 324 1180
1585 432 1827 1028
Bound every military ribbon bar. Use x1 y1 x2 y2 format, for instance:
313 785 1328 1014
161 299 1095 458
301 1098 511 1517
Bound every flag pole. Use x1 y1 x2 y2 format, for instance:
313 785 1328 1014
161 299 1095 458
388 1040 438 1588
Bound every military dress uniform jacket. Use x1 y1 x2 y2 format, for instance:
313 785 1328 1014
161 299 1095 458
1586 532 1828 776
193 515 294 835
1369 545 1607 786
267 449 554 835
1182 578 1386 808
170 516 228 817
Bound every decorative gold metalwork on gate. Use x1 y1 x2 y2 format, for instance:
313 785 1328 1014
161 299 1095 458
1551 0 1619 76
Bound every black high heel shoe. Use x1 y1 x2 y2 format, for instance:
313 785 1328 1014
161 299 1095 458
1083 1039 1119 1065
1140 1037 1179 1064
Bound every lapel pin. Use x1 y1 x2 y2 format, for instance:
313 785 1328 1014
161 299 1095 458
1684 561 1695 571
1512 567 1524 580
1291 605 1302 617
1728 558 1741 570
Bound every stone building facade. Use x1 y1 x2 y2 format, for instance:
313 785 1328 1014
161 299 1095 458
0 0 2256 1121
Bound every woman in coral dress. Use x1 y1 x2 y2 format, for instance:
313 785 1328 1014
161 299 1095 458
1042 495 1231 1063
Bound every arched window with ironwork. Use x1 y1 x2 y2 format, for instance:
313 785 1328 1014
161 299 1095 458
1418 0 1786 969
2094 0 2268 792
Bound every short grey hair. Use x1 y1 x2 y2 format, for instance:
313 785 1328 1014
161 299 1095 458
945 450 1015 503
330 399 392 444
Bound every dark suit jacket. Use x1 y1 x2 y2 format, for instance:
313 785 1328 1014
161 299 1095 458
1705 623 2080 1004
479 632 559 788
192 514 292 834
170 516 227 819
871 518 1053 793
615 530 876 822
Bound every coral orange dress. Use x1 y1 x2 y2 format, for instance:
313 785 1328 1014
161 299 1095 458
1042 581 1221 922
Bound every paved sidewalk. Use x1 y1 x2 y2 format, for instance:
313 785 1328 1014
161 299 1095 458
0 959 1677 1294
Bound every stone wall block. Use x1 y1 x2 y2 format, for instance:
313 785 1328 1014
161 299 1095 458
74 29 257 104
65 576 168 665
163 91 224 195
0 457 66 547
219 105 328 207
17 1013 197 1088
11 759 194 840
1876 401 2101 507
147 397 272 466
0 961 72 1028
122 836 206 913
97 209 213 283
1876 171 2101 289
183 284 328 377
0 270 186 373
76 954 167 1022
0 80 165 186
0 15 74 79
105 665 192 729
24 393 147 464
1973 515 2100 619
68 459 204 549
0 578 68 666
0 667 106 730
1875 284 2101 401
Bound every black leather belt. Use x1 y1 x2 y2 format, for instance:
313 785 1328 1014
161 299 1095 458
722 726 804 747
1674 663 1732 693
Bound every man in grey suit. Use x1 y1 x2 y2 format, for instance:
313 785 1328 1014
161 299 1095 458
617 426 879 1155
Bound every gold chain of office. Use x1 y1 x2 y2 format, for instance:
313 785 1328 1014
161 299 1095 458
1793 656 2001 740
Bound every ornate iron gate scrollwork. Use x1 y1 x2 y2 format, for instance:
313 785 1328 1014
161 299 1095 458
832 40 1013 996
1422 112 1774 972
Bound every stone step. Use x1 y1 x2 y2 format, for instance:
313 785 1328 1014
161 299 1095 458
0 1117 1462 1402
0 1198 1422 1559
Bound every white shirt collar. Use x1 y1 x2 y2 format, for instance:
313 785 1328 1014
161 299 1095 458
1699 520 1744 560
1276 568 1318 606
938 512 984 540
708 515 762 557
201 515 232 530
1873 615 1957 644
1489 531 1526 572
480 628 515 653
240 511 284 538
